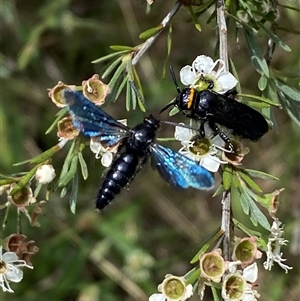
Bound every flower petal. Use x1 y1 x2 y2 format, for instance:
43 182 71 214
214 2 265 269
243 263 258 283
216 72 238 92
179 65 196 86
149 293 165 301
185 284 194 299
6 268 23 283
193 55 215 74
200 156 220 172
2 252 19 262
174 125 195 142
90 138 103 157
101 152 114 168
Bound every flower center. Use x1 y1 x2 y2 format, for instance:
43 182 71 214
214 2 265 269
164 279 185 298
194 75 216 91
189 135 211 157
0 261 7 274
225 275 245 298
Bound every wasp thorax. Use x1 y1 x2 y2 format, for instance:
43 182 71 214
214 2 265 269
189 135 211 156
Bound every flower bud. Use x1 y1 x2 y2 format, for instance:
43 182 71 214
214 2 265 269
35 164 56 184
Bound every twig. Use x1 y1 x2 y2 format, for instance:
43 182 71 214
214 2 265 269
217 0 231 261
132 1 182 65
217 0 228 70
221 191 231 261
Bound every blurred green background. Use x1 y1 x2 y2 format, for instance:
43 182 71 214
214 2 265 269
0 1 299 300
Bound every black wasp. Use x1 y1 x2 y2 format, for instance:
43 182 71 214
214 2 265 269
160 68 269 151
62 89 215 210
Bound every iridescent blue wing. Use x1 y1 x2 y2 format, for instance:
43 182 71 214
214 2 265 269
62 89 130 146
150 144 214 190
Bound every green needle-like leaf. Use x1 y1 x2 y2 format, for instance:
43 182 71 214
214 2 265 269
91 50 130 64
59 155 78 187
190 227 223 264
102 56 124 79
109 45 134 51
244 29 269 77
69 171 78 214
260 24 291 52
244 169 278 181
139 25 163 40
239 170 263 193
78 152 88 180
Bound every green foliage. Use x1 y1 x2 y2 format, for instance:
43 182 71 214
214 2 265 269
1 1 299 301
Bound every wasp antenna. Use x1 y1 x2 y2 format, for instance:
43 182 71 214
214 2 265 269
169 66 181 94
161 120 199 131
129 81 149 112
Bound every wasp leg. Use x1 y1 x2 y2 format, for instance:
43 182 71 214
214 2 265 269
198 121 206 138
207 120 235 152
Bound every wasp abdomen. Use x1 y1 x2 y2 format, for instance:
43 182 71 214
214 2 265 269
96 153 139 209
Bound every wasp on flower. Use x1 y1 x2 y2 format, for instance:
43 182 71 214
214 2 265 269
179 55 238 93
174 122 228 172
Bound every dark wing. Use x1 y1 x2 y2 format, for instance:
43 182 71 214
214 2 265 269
212 94 269 141
150 144 215 190
62 89 130 146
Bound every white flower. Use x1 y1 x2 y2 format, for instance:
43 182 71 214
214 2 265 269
263 219 293 273
242 263 258 284
90 119 127 167
222 263 259 301
179 55 238 93
90 138 116 167
149 274 193 301
35 164 56 184
243 284 260 301
175 123 227 172
0 246 33 293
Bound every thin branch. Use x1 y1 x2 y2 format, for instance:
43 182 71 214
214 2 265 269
217 0 228 71
221 191 231 261
132 1 182 65
217 0 231 261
